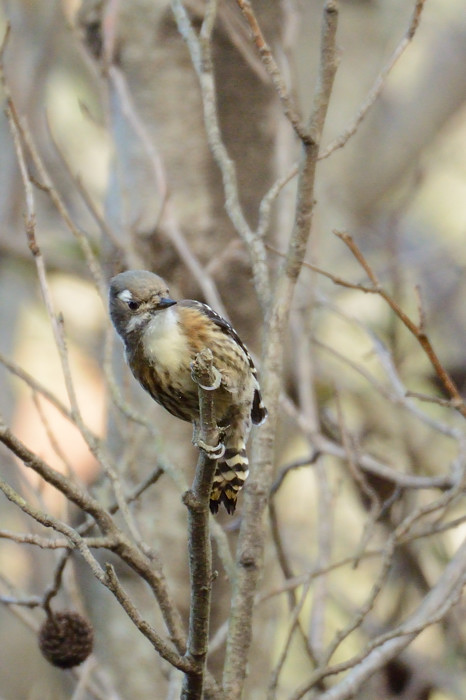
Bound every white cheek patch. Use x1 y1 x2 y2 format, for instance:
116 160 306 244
126 314 145 333
118 289 133 303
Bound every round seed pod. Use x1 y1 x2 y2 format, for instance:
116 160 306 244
39 610 94 669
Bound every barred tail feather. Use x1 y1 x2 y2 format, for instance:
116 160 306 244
210 441 249 514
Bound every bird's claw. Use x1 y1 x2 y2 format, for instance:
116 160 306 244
196 439 225 460
197 366 222 391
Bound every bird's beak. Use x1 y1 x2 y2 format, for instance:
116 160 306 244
157 297 177 309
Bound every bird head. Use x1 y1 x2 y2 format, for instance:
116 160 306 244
109 270 177 340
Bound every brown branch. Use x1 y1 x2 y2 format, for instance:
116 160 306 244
313 334 461 440
181 349 221 699
0 418 114 533
334 230 466 417
270 240 465 435
0 416 188 659
234 0 310 143
271 237 466 419
104 564 192 674
0 476 111 584
266 242 376 292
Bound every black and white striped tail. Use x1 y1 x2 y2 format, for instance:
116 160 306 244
210 439 249 514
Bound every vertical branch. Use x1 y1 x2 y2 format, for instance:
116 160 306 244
223 3 339 697
181 349 221 699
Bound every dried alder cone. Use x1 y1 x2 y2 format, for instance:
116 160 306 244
39 610 94 668
109 270 267 514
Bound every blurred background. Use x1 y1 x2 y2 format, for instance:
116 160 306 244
0 0 466 698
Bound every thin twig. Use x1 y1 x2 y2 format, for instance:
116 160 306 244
270 235 466 421
0 476 109 583
0 530 113 550
270 452 320 496
104 564 192 673
0 415 187 656
334 230 466 418
0 416 114 532
0 348 103 440
257 164 299 239
319 0 427 159
281 395 455 491
234 0 309 143
289 456 466 698
292 532 466 700
45 114 131 263
267 580 313 700
334 390 382 564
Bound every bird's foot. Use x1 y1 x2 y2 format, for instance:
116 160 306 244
197 366 222 391
196 438 225 460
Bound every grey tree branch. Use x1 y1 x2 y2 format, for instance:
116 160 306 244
292 534 466 700
0 415 190 663
104 564 193 674
223 3 339 697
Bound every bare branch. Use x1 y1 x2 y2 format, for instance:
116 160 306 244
281 395 456 491
234 0 309 142
181 348 221 699
319 0 427 159
104 564 192 674
334 230 466 417
0 417 114 532
0 476 109 583
294 533 466 700
223 4 339 696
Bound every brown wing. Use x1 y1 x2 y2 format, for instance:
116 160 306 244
179 300 267 425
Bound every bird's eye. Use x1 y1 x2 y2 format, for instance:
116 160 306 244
128 300 140 311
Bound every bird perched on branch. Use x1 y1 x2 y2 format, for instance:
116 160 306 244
109 270 267 514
